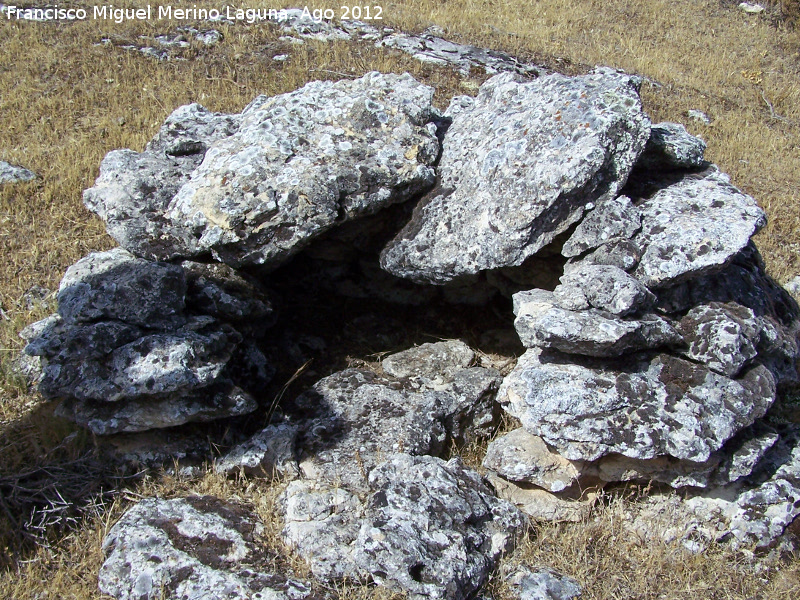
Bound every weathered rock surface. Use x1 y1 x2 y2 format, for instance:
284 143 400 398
631 168 766 289
561 195 641 259
487 472 599 523
0 159 37 183
293 343 500 491
215 421 300 478
283 454 524 600
637 122 706 170
675 303 759 377
553 265 655 316
381 68 650 284
99 496 312 600
513 289 681 357
86 72 440 268
505 566 582 600
24 248 272 433
499 348 775 462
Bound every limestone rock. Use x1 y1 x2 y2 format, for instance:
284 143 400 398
675 303 759 377
0 160 37 183
56 380 256 435
381 340 474 381
499 348 776 462
284 455 525 599
554 265 655 316
483 428 586 493
565 238 642 272
561 196 641 259
57 248 186 329
487 473 598 523
632 168 766 289
99 496 312 600
505 566 582 600
294 358 500 491
215 422 300 479
637 122 706 170
513 289 681 357
353 454 525 600
86 73 440 268
381 68 650 284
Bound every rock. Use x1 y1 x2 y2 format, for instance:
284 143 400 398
675 303 759 377
687 109 711 125
483 428 586 493
284 454 524 599
56 380 256 435
785 275 800 300
632 168 766 289
487 472 598 523
505 566 582 600
499 348 776 462
86 73 440 268
353 454 524 600
0 160 37 183
36 316 241 402
381 340 474 380
294 358 500 491
739 2 765 14
561 196 641 259
381 68 650 284
215 422 300 478
513 289 682 357
57 248 186 329
565 238 642 273
637 122 706 170
99 495 312 600
182 260 275 336
655 244 800 385
554 265 655 316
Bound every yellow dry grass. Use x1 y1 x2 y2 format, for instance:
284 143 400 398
1 1 800 598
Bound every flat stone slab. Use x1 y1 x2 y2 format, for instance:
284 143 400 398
85 73 439 268
499 348 776 462
99 496 312 600
632 168 766 289
381 68 650 284
0 160 37 183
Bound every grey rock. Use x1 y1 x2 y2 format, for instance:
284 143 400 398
99 495 312 600
675 303 759 377
632 168 767 289
483 428 586 493
39 317 241 402
687 109 711 125
57 380 256 435
683 425 800 549
655 244 800 385
554 264 655 316
353 454 525 600
499 348 776 462
566 238 642 272
0 160 37 183
56 248 186 329
381 69 650 284
561 196 641 258
505 566 582 600
784 275 800 299
87 73 439 268
637 122 706 170
381 340 474 381
215 422 300 479
295 359 500 491
513 289 682 357
182 260 275 336
84 105 240 259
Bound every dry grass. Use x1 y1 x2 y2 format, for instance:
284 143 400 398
2 0 800 598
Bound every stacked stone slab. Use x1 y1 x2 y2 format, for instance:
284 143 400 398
22 248 275 434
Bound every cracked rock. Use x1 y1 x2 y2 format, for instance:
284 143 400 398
381 68 650 284
99 496 313 600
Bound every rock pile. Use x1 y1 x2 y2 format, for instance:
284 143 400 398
19 66 800 598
